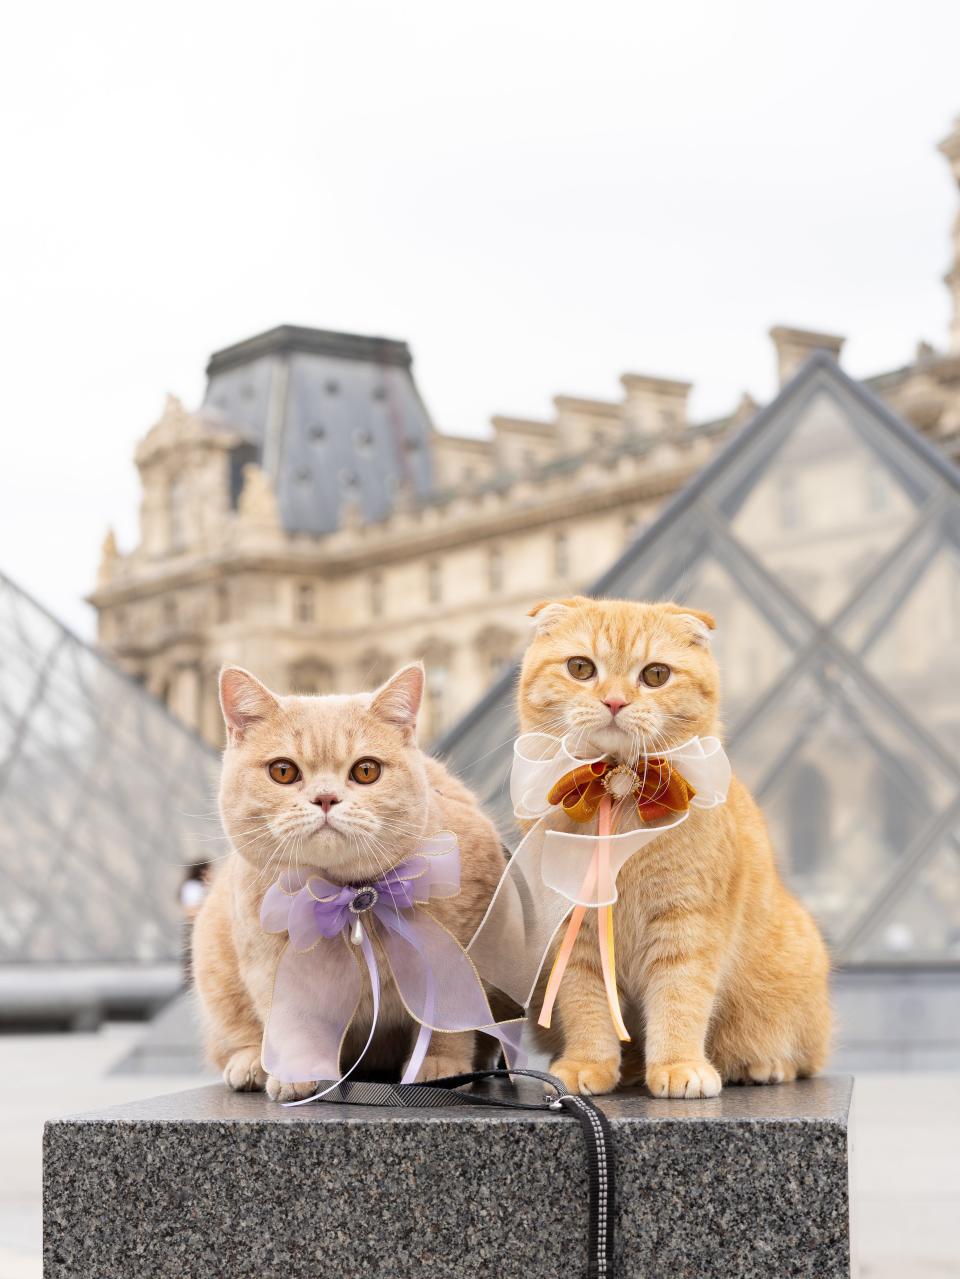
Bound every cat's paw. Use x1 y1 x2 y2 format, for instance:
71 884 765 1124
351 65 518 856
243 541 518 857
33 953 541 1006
550 1056 621 1096
265 1076 317 1103
414 1054 472 1084
646 1059 722 1099
223 1046 267 1092
729 1059 797 1085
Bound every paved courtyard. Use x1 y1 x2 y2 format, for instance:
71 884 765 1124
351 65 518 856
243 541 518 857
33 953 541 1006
1 1026 957 1278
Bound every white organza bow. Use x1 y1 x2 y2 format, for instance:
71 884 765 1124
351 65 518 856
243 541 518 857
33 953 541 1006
468 732 731 1010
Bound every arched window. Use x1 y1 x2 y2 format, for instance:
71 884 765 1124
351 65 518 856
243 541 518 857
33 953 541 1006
787 763 830 875
426 663 448 739
475 626 518 683
487 546 504 593
370 571 384 619
296 582 315 624
554 531 570 579
426 559 443 605
420 640 453 740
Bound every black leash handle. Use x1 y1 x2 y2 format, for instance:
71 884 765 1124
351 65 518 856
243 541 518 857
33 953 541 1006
312 1067 616 1279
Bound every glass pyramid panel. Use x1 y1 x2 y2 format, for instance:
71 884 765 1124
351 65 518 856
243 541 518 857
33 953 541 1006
717 389 935 621
837 508 960 758
437 357 960 968
732 663 955 946
0 572 218 963
606 520 808 729
848 835 960 963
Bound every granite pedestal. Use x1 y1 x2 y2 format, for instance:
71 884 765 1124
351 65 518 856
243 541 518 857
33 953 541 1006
43 1077 853 1278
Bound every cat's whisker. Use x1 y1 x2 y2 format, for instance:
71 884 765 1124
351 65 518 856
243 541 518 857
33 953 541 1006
359 830 406 926
453 706 573 771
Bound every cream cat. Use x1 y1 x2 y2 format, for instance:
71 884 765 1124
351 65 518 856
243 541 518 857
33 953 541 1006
192 662 506 1101
519 596 832 1099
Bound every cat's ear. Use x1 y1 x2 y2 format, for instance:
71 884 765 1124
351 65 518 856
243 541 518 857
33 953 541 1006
369 663 424 737
528 598 581 635
219 667 280 741
665 604 716 647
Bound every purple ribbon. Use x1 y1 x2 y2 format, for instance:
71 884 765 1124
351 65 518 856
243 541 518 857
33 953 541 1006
259 832 523 1104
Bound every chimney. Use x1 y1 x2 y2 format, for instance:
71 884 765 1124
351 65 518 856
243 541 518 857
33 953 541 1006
938 114 960 354
769 327 845 387
619 374 692 437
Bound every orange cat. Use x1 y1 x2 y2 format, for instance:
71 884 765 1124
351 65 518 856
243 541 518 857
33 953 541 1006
192 663 506 1101
518 596 831 1098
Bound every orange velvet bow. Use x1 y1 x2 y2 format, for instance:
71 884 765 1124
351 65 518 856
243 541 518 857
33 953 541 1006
546 758 696 825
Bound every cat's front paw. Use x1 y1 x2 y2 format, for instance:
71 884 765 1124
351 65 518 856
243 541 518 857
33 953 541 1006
550 1055 621 1096
414 1054 472 1084
266 1076 317 1103
646 1059 722 1099
223 1046 267 1092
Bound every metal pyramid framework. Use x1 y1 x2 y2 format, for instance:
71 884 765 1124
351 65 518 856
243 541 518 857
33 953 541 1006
0 572 218 963
438 354 960 968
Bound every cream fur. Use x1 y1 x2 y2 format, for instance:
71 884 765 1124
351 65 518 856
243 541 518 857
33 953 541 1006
193 663 507 1100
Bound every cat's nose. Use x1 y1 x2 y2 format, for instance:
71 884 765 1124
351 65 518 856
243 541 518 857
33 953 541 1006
602 698 628 718
311 793 341 814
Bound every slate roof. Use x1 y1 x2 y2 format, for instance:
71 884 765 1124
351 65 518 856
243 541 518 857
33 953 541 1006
203 325 435 536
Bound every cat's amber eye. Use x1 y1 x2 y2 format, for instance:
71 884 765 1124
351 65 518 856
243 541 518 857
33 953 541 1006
566 656 596 681
640 663 671 688
350 758 382 785
268 759 300 785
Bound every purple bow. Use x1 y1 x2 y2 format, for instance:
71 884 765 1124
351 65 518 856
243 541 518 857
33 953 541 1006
259 832 523 1102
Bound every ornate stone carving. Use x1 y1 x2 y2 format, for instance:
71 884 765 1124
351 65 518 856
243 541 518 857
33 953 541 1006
237 464 280 530
97 528 119 585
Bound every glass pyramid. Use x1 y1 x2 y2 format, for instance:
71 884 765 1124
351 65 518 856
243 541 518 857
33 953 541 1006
437 355 960 968
0 572 218 962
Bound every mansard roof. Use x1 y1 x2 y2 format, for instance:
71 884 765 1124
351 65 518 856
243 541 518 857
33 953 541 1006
203 325 436 537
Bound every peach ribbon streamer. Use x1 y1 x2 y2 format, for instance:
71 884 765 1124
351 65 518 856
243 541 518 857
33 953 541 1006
537 795 630 1041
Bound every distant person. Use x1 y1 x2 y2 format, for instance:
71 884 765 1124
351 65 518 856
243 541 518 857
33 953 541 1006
181 862 211 919
181 862 211 983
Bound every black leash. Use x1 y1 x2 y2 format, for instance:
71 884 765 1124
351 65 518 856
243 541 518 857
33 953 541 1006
311 1067 616 1279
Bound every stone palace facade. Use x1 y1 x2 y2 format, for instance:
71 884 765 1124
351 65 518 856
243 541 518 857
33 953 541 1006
90 116 960 746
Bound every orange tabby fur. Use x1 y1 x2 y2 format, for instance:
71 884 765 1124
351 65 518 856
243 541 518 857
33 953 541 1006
192 663 505 1101
519 596 831 1098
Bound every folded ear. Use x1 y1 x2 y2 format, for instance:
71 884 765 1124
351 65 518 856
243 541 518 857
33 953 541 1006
663 603 716 647
528 597 583 635
369 662 424 736
219 667 280 741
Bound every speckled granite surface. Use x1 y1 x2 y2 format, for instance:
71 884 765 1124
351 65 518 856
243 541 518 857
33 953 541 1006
43 1076 852 1278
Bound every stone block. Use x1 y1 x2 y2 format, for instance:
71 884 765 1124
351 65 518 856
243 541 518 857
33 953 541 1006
44 1077 853 1278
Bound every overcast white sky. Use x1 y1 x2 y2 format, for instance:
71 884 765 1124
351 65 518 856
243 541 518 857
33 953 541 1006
2 0 959 635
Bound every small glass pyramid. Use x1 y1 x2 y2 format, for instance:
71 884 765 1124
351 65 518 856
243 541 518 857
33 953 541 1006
0 573 218 962
438 355 960 967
